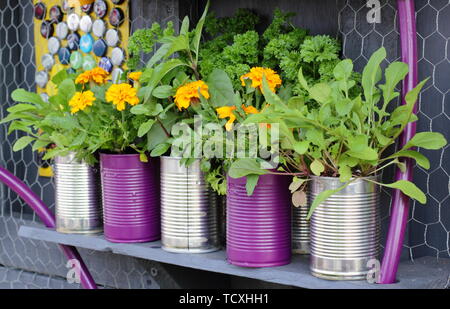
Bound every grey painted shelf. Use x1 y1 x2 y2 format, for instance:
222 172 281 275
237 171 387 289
18 225 450 289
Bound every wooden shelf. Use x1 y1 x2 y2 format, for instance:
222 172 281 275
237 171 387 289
18 225 450 289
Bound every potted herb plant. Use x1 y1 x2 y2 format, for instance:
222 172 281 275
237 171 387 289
1 69 103 235
245 47 447 279
66 67 160 243
128 2 222 253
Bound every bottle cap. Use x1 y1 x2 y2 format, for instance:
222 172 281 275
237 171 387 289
67 32 80 50
93 39 107 57
80 15 93 33
109 8 124 27
48 37 61 55
41 53 55 70
99 57 113 73
81 4 93 13
94 0 108 18
80 33 94 53
34 2 46 20
83 54 96 71
111 47 125 66
70 51 83 69
61 0 70 13
105 28 119 47
112 0 124 4
92 19 106 37
58 47 71 65
40 20 54 38
56 22 69 40
36 71 49 88
49 5 63 23
67 13 80 31
111 67 125 84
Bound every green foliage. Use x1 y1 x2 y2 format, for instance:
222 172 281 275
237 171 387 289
127 21 175 70
253 47 447 210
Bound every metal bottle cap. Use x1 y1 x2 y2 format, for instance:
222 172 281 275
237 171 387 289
94 0 108 18
83 54 97 71
109 8 124 27
49 5 63 23
111 67 125 84
41 53 55 70
93 39 107 57
80 34 94 53
81 4 93 13
61 0 70 13
105 29 119 47
40 93 49 103
99 57 113 73
80 15 93 33
67 13 80 31
48 37 61 55
70 51 83 69
36 71 49 88
67 32 80 50
40 20 54 39
56 22 69 40
92 19 106 38
58 47 71 65
111 47 125 66
112 0 124 4
34 3 46 20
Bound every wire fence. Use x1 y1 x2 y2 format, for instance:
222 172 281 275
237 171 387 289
0 0 448 288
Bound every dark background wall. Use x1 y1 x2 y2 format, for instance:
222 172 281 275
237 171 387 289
0 0 448 288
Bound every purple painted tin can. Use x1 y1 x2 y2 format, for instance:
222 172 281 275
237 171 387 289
226 173 291 267
100 154 160 243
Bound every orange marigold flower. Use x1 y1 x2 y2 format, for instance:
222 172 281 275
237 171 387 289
174 80 210 110
242 105 259 115
105 83 140 111
240 67 282 93
68 91 96 114
89 67 109 84
216 106 237 131
75 67 109 85
128 71 142 81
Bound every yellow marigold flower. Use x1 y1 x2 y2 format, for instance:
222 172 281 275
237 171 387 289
174 80 210 110
105 83 140 111
216 106 237 131
240 67 282 93
89 67 109 84
128 71 142 81
75 67 109 85
69 91 95 114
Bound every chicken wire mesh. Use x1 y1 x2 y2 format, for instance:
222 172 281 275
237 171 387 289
0 0 448 289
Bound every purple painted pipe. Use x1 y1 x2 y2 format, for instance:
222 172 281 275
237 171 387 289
226 174 291 267
379 0 418 284
0 166 97 289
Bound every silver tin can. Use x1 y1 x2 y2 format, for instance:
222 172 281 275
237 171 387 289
309 176 380 280
54 153 103 235
160 156 220 253
292 202 310 254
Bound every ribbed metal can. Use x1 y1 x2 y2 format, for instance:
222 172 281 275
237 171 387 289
100 154 160 243
310 176 380 280
292 202 310 254
160 156 220 253
54 153 103 235
226 173 291 267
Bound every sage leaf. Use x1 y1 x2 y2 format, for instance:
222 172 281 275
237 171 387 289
384 180 426 204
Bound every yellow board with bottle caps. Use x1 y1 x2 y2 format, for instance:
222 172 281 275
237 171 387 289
33 0 130 177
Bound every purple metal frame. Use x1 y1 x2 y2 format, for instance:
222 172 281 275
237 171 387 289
0 166 97 289
380 0 419 284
